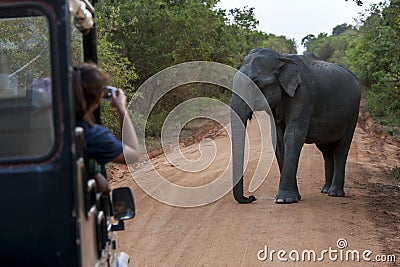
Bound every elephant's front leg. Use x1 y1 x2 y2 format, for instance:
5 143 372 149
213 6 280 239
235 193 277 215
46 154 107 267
275 127 306 204
275 125 285 173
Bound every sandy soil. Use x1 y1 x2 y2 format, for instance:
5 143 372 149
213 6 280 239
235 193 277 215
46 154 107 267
108 105 400 266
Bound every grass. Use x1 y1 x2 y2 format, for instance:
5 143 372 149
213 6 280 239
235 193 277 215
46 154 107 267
389 166 400 184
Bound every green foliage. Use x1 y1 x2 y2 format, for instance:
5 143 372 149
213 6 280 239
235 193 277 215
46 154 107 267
304 30 357 64
0 16 51 85
303 33 329 58
97 38 138 92
227 6 259 31
347 0 400 123
366 88 400 123
95 5 139 137
262 34 297 54
389 166 400 182
97 37 138 137
97 0 220 83
96 0 296 79
332 23 355 36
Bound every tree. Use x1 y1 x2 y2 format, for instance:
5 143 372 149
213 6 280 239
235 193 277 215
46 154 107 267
346 0 364 6
332 23 355 36
303 33 329 58
97 0 226 84
227 6 259 31
301 34 315 48
96 0 288 81
262 34 297 54
347 0 399 122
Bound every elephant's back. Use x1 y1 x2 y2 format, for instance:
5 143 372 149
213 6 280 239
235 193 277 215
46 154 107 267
304 59 360 97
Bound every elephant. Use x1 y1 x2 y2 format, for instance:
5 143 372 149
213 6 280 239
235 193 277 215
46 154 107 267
231 48 360 204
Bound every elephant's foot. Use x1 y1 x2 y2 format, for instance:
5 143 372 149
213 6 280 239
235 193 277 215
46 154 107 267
234 195 257 204
327 186 345 197
320 184 331 194
275 190 301 204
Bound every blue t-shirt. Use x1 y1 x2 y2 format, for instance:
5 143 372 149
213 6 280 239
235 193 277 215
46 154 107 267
77 120 123 165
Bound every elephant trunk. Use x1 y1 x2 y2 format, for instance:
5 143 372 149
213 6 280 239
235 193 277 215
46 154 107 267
230 92 256 204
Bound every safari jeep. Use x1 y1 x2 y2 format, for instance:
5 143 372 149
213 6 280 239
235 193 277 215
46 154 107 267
0 0 134 266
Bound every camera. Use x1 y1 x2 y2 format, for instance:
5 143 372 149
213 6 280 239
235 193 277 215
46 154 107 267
102 86 116 100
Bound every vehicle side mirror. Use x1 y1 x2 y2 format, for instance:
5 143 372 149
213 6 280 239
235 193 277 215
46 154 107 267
112 187 135 221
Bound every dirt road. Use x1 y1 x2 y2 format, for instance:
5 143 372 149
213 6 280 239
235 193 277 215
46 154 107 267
109 107 400 266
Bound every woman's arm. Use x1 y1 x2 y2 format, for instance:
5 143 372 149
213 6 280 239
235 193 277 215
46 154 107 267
110 89 140 164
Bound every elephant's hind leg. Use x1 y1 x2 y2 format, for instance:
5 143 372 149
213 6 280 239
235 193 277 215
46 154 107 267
316 144 335 194
328 119 358 197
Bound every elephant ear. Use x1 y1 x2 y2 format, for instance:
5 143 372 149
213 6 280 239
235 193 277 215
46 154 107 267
277 57 301 97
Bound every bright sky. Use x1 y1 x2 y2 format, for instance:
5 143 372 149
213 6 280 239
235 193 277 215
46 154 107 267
216 0 382 54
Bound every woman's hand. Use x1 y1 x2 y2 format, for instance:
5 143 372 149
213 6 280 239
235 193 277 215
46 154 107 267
110 88 126 113
94 173 111 194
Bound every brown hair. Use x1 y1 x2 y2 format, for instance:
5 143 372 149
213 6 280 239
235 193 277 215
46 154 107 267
74 62 109 125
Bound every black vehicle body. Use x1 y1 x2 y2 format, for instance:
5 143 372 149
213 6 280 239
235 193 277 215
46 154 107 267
0 1 134 266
